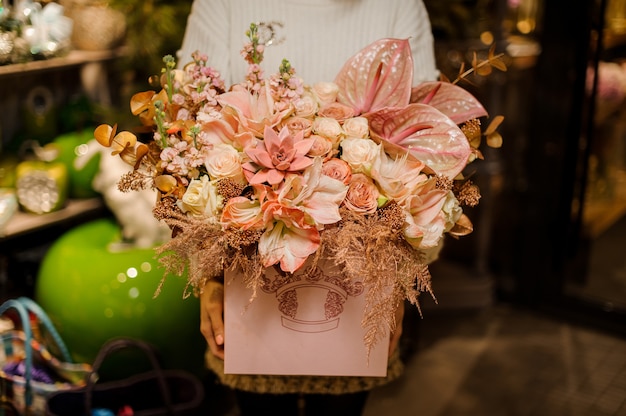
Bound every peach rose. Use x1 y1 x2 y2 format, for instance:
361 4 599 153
282 116 313 137
318 103 355 122
221 195 264 230
322 158 352 184
342 116 370 139
312 117 344 144
343 174 379 214
312 81 339 106
308 134 334 158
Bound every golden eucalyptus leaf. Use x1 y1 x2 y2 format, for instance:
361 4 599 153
130 91 156 116
488 45 507 72
477 65 493 76
448 214 474 237
133 144 150 170
155 175 178 193
110 131 138 156
93 124 116 148
490 58 508 72
487 132 503 148
484 115 505 135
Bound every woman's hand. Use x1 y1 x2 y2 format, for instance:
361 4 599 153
200 280 225 360
388 300 405 355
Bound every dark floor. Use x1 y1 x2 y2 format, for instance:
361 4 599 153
365 303 626 416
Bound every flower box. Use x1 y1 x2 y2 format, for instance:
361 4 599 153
223 257 390 377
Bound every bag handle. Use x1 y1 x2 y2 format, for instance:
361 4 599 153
84 338 176 415
0 299 34 408
16 297 73 363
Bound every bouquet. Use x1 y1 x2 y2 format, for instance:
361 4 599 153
95 24 504 351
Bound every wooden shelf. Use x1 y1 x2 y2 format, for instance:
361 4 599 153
2 197 104 240
0 48 126 77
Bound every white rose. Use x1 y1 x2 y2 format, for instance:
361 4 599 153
312 117 344 145
441 191 463 232
342 117 370 139
312 82 339 106
177 175 224 222
205 143 245 184
340 137 379 174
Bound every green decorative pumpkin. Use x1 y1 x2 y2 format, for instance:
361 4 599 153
51 129 101 199
35 218 206 378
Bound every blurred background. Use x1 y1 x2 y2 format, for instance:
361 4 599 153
0 0 625 414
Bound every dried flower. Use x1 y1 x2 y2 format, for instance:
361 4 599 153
454 180 481 207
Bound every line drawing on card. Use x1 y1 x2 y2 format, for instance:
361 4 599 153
261 264 365 333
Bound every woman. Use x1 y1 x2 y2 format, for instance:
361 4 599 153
178 1 439 414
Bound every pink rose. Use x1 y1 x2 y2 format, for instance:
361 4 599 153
308 134 334 158
344 173 379 214
318 103 355 122
322 158 352 185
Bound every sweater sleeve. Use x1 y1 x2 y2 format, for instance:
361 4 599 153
177 0 231 76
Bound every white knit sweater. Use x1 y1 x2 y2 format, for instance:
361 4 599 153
177 0 439 86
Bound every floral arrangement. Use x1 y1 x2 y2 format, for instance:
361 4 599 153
95 23 505 350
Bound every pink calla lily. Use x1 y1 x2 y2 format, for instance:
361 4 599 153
410 81 488 125
366 103 471 178
334 38 413 115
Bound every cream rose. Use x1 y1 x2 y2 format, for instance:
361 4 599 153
441 191 462 232
205 143 245 184
343 174 379 214
177 175 223 222
340 137 379 174
322 158 352 184
342 116 370 139
312 117 344 145
312 81 339 106
308 134 334 158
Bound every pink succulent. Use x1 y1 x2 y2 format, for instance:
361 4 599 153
243 125 315 185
